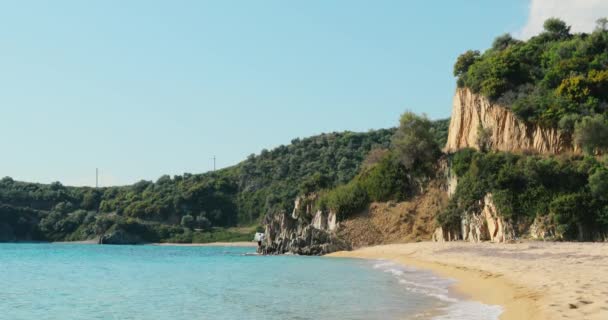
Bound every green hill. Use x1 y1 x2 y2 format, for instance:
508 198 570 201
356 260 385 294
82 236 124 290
0 123 447 243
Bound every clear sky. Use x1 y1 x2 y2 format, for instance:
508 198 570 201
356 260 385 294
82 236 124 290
0 0 605 186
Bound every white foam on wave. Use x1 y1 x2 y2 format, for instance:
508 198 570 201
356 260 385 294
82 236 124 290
371 260 503 320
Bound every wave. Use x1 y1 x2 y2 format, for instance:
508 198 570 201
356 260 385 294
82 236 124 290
372 260 502 320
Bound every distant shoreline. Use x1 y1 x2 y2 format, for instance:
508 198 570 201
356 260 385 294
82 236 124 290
49 240 258 247
149 241 257 247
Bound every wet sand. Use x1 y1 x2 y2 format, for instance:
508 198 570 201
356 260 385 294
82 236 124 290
328 241 608 320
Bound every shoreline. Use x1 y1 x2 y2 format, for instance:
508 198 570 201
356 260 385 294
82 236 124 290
50 240 258 247
327 245 536 320
328 242 608 320
149 241 257 247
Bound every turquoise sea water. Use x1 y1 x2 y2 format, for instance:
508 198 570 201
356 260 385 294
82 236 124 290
0 244 501 320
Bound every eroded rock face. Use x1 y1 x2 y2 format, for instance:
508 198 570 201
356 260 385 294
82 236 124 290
462 212 488 243
432 226 461 242
263 194 349 255
529 215 557 240
483 194 515 243
433 193 515 243
445 88 575 154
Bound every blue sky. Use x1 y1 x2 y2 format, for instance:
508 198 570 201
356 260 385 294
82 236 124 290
0 0 604 186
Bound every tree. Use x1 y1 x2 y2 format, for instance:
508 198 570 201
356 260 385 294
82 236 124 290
453 50 480 78
181 215 195 229
492 33 518 51
558 114 581 133
299 173 330 195
543 18 570 38
391 112 440 174
81 190 100 210
550 193 585 239
596 17 608 32
574 115 608 154
589 168 608 201
361 148 390 169
195 215 211 230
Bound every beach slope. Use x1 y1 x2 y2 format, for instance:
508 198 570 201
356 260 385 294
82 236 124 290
327 242 608 320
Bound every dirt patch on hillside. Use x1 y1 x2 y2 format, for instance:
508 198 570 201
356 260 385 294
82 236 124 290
338 183 448 249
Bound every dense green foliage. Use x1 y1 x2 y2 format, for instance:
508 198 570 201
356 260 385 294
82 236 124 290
455 18 608 129
4 126 448 242
438 149 608 240
235 129 396 222
392 112 442 174
318 113 444 220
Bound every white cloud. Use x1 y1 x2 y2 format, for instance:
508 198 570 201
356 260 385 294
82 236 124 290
518 0 608 39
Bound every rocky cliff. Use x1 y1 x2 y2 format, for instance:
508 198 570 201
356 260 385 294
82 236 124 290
445 88 575 154
434 88 578 243
262 194 350 255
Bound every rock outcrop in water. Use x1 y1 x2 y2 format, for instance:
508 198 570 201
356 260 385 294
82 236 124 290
445 88 575 154
262 194 350 255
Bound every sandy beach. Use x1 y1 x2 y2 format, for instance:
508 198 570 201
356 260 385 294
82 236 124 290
328 241 608 320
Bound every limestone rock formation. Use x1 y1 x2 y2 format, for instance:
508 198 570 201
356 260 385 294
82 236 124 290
445 88 575 154
433 193 514 243
263 194 349 255
482 194 515 243
529 215 558 241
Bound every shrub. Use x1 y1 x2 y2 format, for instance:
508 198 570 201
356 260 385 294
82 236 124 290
319 182 369 221
181 215 195 229
589 168 608 201
440 150 608 239
574 115 608 154
359 154 410 202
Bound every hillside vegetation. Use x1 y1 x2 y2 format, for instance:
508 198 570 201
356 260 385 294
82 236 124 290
455 18 608 154
437 150 608 240
0 125 448 243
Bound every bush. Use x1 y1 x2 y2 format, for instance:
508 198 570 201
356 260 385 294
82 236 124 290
358 154 410 202
319 182 369 221
550 193 584 239
181 215 195 229
589 168 608 200
440 150 608 239
574 115 608 154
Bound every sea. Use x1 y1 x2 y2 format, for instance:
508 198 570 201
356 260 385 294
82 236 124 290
0 244 502 320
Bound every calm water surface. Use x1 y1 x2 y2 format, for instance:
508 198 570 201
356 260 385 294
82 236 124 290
0 243 444 320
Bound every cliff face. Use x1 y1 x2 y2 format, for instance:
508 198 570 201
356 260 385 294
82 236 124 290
445 88 575 154
435 88 566 243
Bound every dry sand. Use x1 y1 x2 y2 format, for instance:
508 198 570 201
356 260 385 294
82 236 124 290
327 241 608 320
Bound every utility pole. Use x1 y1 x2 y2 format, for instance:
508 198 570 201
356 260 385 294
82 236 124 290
213 156 216 171
96 168 99 188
